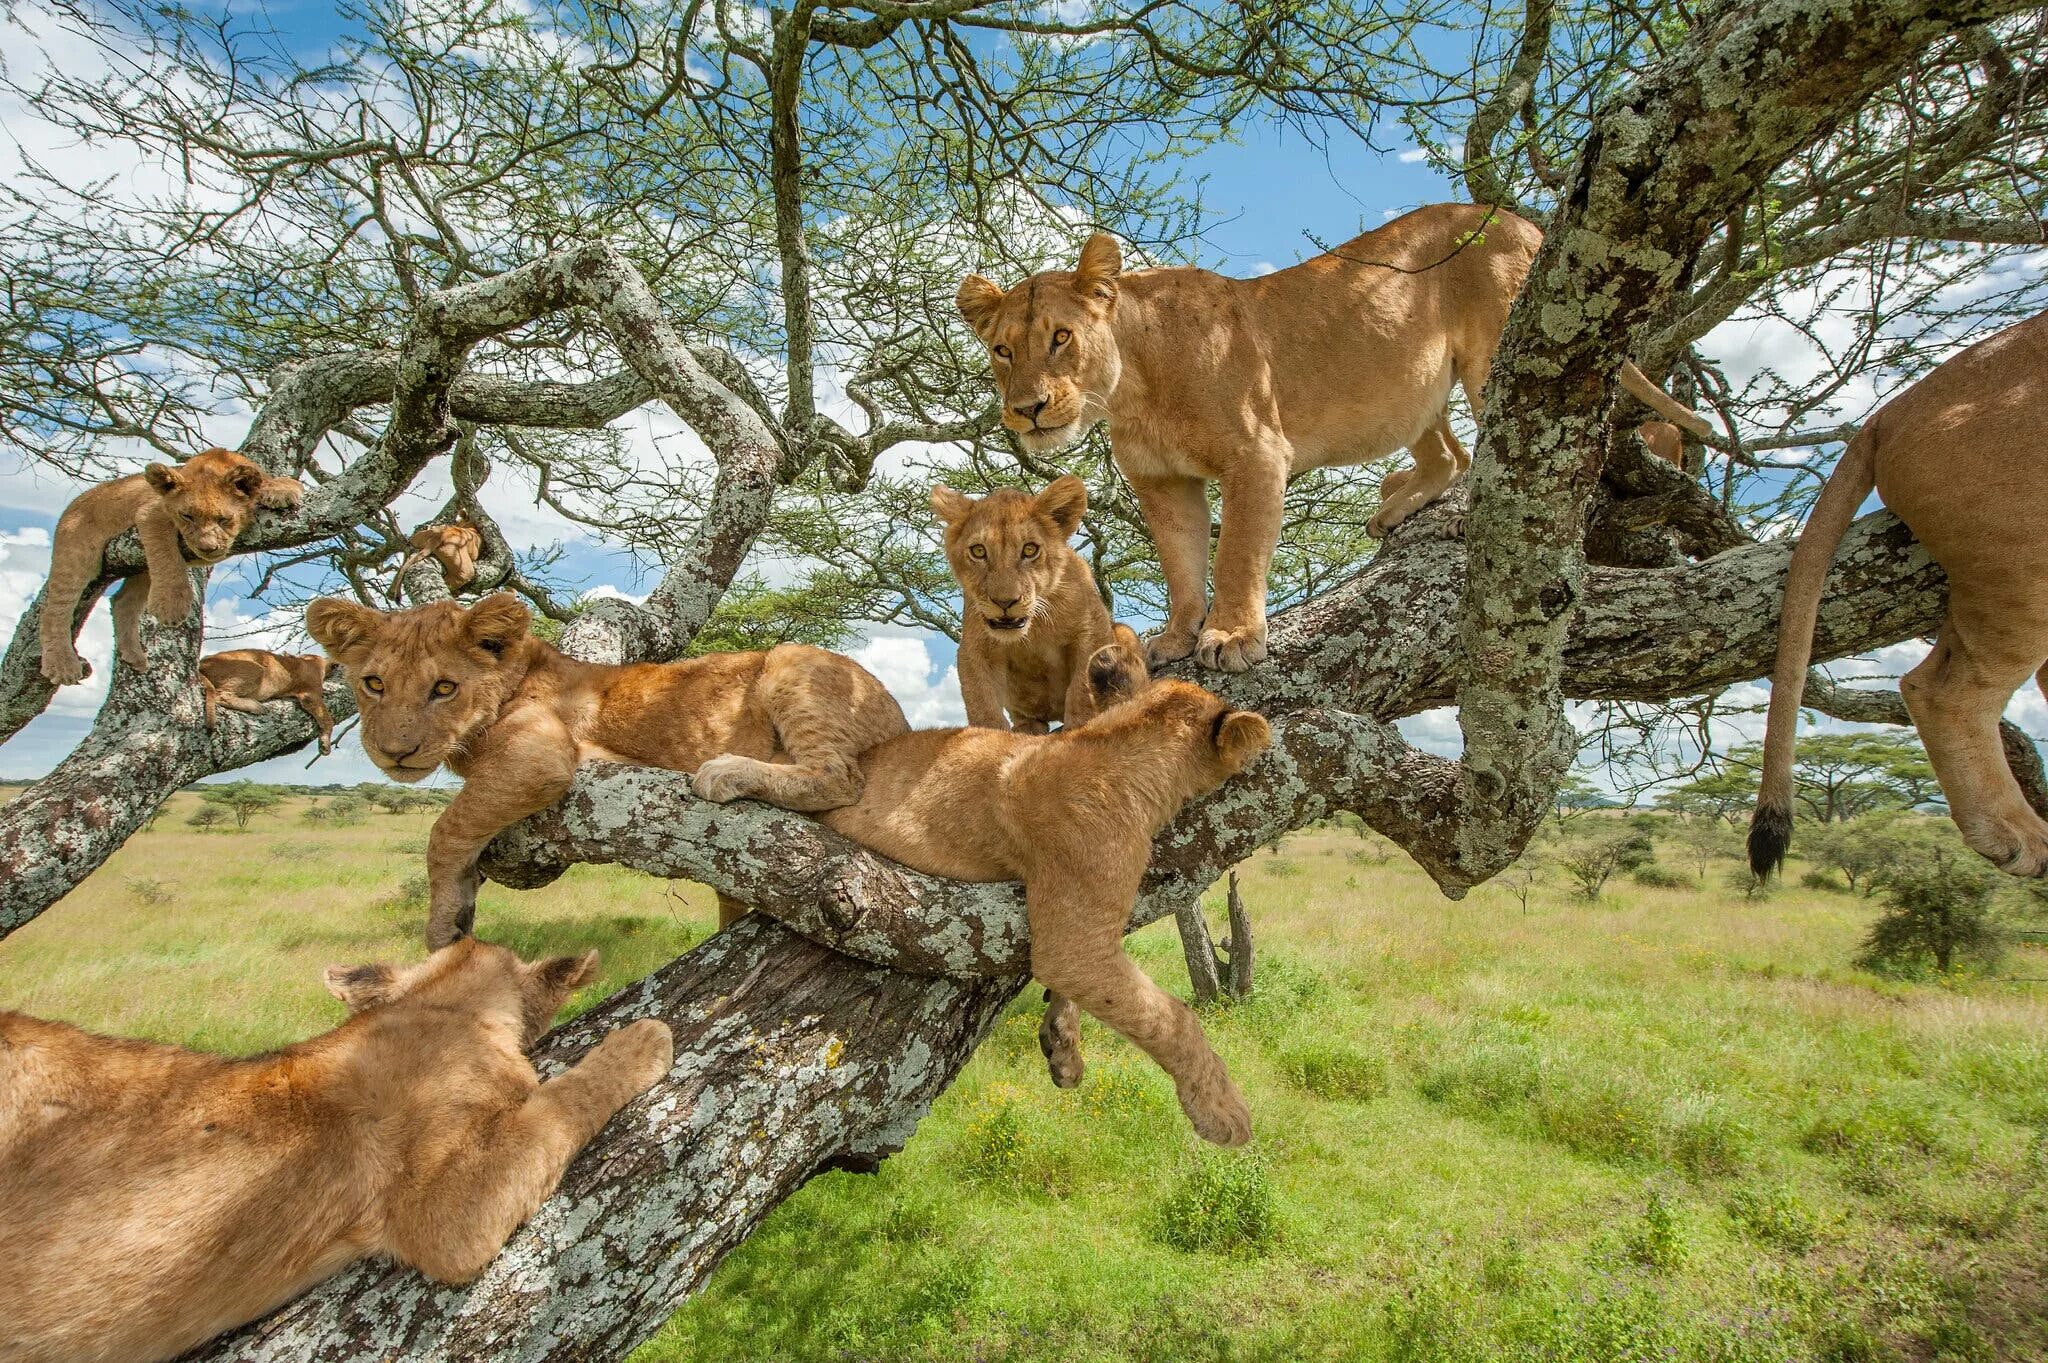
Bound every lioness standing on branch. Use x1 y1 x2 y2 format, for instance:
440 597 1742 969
306 593 907 946
932 474 1124 731
0 939 671 1363
955 203 1541 672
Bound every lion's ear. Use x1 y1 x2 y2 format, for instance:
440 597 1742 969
143 463 181 495
227 463 265 501
930 484 973 527
1073 233 1121 304
323 962 397 1012
955 275 1005 335
1034 475 1087 537
305 597 386 665
1085 630 1149 710
1210 709 1271 771
463 592 531 658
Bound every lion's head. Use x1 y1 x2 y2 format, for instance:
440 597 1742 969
1089 677 1271 797
304 592 534 782
955 234 1125 454
144 447 302 563
323 937 598 1047
931 476 1089 635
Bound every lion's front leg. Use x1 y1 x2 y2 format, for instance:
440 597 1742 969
1126 473 1210 667
1199 445 1287 673
424 715 577 947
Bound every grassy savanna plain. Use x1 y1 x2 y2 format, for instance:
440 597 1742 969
3 791 2046 1362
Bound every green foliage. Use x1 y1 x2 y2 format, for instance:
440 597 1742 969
1803 815 1924 896
1623 1187 1686 1270
1555 823 1650 901
1275 1036 1388 1103
184 804 228 830
1726 1184 1820 1253
199 781 284 829
1856 845 2007 977
124 875 173 906
1152 1152 1278 1256
1631 863 1691 889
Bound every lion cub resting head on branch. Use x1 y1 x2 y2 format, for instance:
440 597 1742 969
699 634 1273 1145
38 447 303 686
199 648 343 754
933 474 1125 734
307 592 908 947
0 938 671 1363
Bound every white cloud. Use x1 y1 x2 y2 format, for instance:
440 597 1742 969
848 632 965 729
1396 147 1432 164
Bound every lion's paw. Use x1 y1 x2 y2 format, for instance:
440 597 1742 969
1959 809 2048 877
1144 626 1199 668
1038 1004 1085 1090
40 649 88 687
693 754 758 804
1195 626 1268 674
1178 1073 1252 1147
600 1018 676 1094
148 583 194 624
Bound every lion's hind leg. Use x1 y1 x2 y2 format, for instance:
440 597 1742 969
1367 415 1462 538
695 645 908 811
1902 601 2048 876
110 574 151 671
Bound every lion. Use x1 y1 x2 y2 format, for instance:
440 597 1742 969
699 633 1271 1145
955 206 1703 671
38 448 303 686
932 474 1126 732
305 592 907 946
392 515 485 602
1748 309 2048 879
198 649 343 754
0 938 671 1363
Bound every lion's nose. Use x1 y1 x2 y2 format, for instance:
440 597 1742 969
1012 399 1047 424
376 741 422 767
991 595 1021 611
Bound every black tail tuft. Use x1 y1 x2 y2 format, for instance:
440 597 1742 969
1747 802 1793 879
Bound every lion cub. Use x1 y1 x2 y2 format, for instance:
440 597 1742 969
39 448 303 685
701 637 1272 1145
307 593 908 945
392 514 485 600
198 649 342 753
932 475 1120 732
0 939 672 1363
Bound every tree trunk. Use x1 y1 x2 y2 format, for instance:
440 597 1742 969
1174 896 1224 1005
1223 870 1254 1000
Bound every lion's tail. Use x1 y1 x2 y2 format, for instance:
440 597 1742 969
1747 430 1879 877
1618 361 1714 440
389 549 427 604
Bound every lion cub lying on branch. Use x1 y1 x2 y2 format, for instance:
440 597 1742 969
0 939 671 1363
198 648 343 754
700 636 1272 1145
39 447 303 686
307 592 907 946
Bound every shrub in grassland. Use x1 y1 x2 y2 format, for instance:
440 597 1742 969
1152 1151 1278 1256
1623 1186 1687 1269
1631 863 1691 889
125 875 173 906
1276 1036 1388 1102
1664 1090 1755 1178
1410 1022 1543 1115
960 1083 1037 1185
1726 1183 1820 1253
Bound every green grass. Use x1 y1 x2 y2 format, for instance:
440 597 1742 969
5 802 2047 1361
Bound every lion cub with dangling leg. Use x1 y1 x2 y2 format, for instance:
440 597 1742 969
0 939 671 1363
306 592 908 946
38 447 303 685
199 649 343 753
932 474 1121 732
699 635 1273 1145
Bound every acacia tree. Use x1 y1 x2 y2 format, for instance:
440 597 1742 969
1 0 2046 1355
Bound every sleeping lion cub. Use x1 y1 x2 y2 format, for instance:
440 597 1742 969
931 474 1121 732
0 939 672 1363
700 636 1272 1144
307 592 908 946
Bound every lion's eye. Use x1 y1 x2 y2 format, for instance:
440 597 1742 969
1051 328 1071 348
363 676 385 695
1021 542 1039 559
968 544 987 560
432 680 457 698
992 345 1011 360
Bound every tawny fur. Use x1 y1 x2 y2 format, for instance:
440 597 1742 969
198 650 343 754
305 593 908 945
957 207 1688 672
392 517 484 601
37 448 303 686
932 475 1122 732
0 939 672 1363
1746 310 2048 879
701 639 1270 1145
